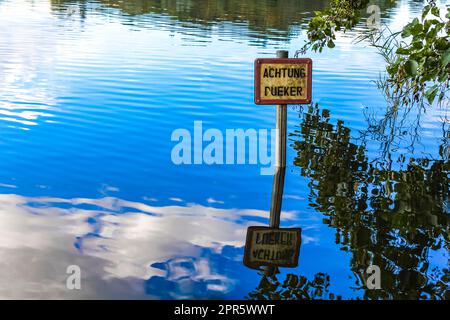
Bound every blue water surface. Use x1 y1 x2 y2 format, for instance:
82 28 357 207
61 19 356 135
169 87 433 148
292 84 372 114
0 0 448 299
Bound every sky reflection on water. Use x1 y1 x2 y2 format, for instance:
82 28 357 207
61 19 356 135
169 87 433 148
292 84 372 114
0 0 448 299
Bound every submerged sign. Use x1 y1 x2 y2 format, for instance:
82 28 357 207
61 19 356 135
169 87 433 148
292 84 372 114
244 226 301 269
254 58 312 105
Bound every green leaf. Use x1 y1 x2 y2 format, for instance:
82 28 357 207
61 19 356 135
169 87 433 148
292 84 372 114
327 40 335 48
441 48 450 67
410 23 423 36
401 29 411 38
431 6 440 17
387 63 399 75
422 5 431 20
435 38 450 50
401 18 419 38
411 17 420 26
423 19 432 32
412 41 423 49
404 59 419 76
425 85 439 104
396 47 410 54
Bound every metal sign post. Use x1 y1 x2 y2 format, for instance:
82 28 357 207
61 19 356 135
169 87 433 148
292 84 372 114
254 50 312 227
245 50 312 272
265 50 287 276
269 50 288 228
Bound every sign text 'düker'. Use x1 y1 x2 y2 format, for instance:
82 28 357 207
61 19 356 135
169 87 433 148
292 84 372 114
254 58 312 105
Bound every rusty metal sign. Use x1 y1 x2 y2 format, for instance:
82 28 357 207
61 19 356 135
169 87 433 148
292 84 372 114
243 226 301 269
254 58 312 105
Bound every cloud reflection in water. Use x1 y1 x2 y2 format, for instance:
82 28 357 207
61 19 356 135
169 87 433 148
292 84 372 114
0 193 300 299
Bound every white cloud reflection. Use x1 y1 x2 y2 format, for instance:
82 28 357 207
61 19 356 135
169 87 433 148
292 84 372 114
0 193 299 299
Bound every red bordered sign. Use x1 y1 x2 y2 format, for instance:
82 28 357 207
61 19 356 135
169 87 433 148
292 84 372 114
254 58 312 105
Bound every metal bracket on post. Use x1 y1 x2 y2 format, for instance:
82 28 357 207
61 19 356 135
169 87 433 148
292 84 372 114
269 50 288 229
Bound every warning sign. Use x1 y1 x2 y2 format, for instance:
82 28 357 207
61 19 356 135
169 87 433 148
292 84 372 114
243 226 301 269
254 58 312 105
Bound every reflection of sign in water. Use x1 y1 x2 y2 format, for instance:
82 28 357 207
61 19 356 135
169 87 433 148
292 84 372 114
254 58 312 105
244 226 301 269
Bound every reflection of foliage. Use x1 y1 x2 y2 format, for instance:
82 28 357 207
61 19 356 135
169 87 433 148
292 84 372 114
290 104 450 299
363 100 422 161
363 96 449 162
247 272 340 300
51 0 330 39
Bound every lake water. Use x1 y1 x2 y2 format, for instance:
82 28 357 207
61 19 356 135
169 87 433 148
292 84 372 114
0 0 448 299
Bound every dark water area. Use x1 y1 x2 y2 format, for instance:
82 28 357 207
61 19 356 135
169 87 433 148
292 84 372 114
0 0 448 299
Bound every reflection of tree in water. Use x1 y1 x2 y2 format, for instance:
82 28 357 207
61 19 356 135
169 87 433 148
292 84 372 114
51 0 89 20
49 0 399 41
247 272 340 300
50 0 332 43
99 0 329 30
289 104 449 299
50 0 327 39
